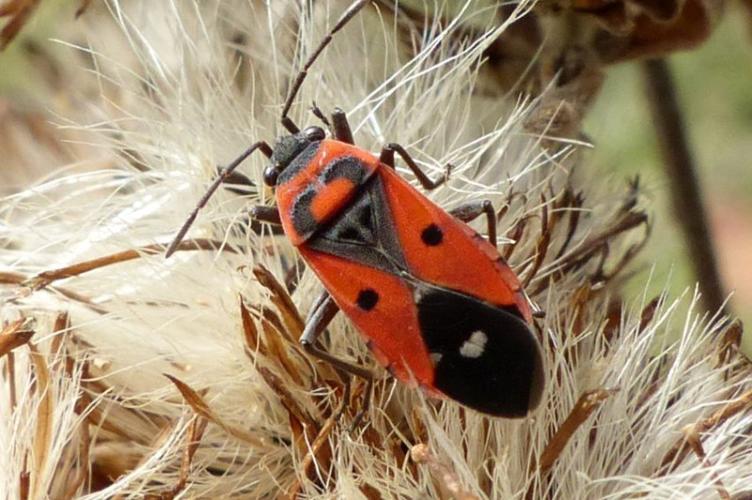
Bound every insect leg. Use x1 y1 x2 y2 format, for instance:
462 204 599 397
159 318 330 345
249 205 282 225
300 291 374 425
284 256 307 294
450 200 497 248
330 107 354 144
301 294 370 380
379 143 452 191
310 104 354 144
310 102 332 128
219 168 255 195
165 141 273 258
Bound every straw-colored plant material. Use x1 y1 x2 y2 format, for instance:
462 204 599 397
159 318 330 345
380 0 724 141
0 318 34 357
1 1 750 498
0 0 41 49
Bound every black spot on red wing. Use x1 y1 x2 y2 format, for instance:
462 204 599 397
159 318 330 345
356 288 379 311
421 224 443 246
416 286 544 417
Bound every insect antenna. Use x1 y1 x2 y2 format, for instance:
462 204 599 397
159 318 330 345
165 140 273 258
310 101 332 127
280 0 370 134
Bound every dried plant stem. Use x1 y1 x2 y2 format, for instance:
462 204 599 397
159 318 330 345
641 58 727 315
164 374 270 449
256 366 318 431
285 411 338 499
530 210 647 295
523 388 614 500
660 387 752 471
160 415 208 499
19 469 29 500
0 318 34 358
25 239 233 291
7 351 17 409
252 265 305 339
0 272 108 313
65 421 91 500
535 388 614 474
28 341 53 500
718 319 745 376
0 0 41 50
683 430 730 500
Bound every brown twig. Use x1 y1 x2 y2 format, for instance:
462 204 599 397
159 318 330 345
0 318 34 358
524 388 615 499
284 410 338 499
641 58 727 315
7 351 17 410
19 470 29 500
522 195 552 287
253 265 305 340
28 341 54 500
535 388 614 474
25 239 231 291
530 210 647 295
167 415 208 499
164 374 269 449
256 366 318 432
0 0 41 50
682 428 731 500
62 420 91 499
1 271 109 314
717 319 745 372
74 0 92 18
240 298 262 354
659 387 752 472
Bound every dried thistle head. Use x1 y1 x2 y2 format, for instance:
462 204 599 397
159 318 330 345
1 1 750 498
377 0 724 143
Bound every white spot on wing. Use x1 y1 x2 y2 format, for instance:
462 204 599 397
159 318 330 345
412 286 425 304
459 330 487 358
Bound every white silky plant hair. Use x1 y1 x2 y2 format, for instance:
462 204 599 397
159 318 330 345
1 1 751 498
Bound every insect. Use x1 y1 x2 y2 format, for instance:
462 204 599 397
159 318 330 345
166 0 544 418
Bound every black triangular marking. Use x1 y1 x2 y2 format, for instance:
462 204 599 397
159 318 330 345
308 176 407 275
320 192 376 246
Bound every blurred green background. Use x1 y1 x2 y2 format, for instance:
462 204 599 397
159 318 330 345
585 7 752 353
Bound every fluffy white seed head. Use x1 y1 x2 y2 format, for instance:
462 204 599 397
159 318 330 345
1 1 750 498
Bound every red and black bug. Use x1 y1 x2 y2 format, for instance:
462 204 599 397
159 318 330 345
167 0 544 418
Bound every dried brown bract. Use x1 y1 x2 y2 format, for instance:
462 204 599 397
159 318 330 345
0 0 40 49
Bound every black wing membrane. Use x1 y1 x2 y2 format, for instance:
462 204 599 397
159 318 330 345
416 285 545 417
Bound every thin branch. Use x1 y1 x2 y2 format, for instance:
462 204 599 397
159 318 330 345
641 58 727 315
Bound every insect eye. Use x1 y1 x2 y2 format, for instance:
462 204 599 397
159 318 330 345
303 126 325 142
263 165 280 186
